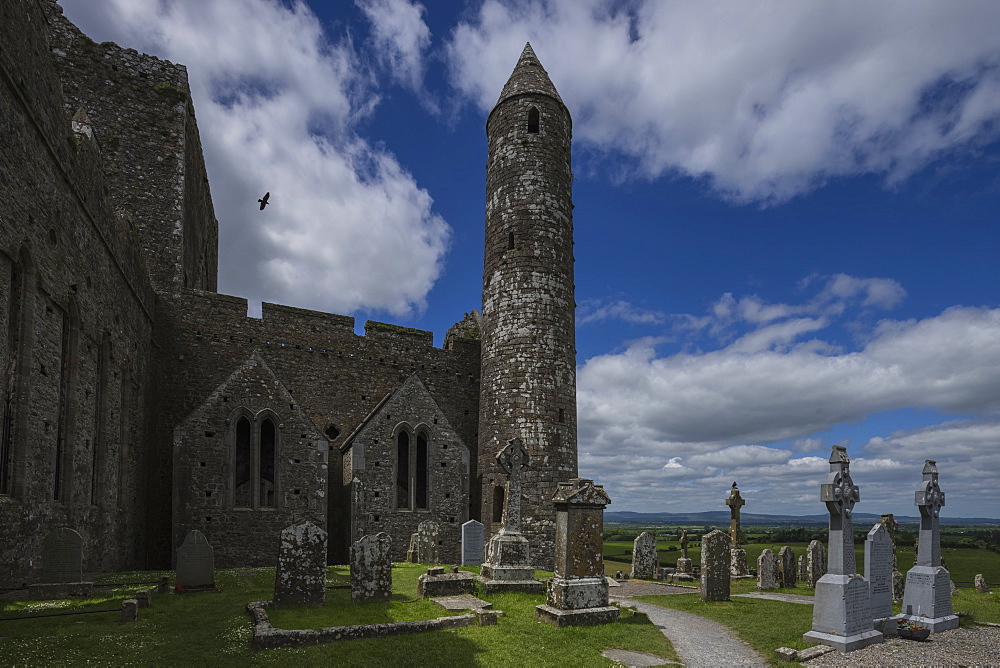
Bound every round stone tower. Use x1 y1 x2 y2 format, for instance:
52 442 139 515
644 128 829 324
479 43 578 569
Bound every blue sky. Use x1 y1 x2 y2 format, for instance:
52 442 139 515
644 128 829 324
59 0 1000 519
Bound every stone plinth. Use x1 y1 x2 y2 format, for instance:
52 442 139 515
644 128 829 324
535 478 619 626
804 574 883 652
418 570 476 597
675 557 693 575
350 532 392 603
700 530 730 602
273 521 327 607
479 532 542 593
631 532 657 579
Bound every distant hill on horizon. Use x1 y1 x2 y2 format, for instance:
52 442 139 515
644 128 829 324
604 510 1000 526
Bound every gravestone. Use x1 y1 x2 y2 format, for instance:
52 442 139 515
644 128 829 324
803 446 882 653
535 478 619 626
864 523 894 633
480 438 542 593
461 520 486 566
757 549 779 590
120 598 138 623
726 483 749 577
879 514 904 602
406 520 440 564
135 589 152 609
797 555 808 583
975 574 990 593
350 532 392 603
175 529 215 590
778 546 797 588
807 539 827 588
700 529 730 602
273 521 327 607
41 528 84 582
631 532 657 579
29 528 94 599
900 460 959 632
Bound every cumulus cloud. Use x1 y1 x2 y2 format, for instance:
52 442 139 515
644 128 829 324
60 0 450 316
356 0 433 95
447 0 1000 203
576 274 1000 515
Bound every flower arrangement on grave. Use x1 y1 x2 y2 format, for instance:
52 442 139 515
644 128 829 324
897 620 930 641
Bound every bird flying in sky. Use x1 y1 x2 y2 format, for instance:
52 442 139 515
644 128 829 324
258 192 270 210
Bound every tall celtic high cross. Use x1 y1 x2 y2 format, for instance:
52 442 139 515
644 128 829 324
496 437 531 535
915 460 945 567
820 445 860 576
726 482 746 548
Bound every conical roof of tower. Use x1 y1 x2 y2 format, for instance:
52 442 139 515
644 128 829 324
495 42 565 108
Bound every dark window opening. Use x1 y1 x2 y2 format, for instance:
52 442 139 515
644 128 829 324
259 418 276 507
90 333 111 504
396 431 410 509
527 106 540 133
492 486 505 524
507 230 515 250
558 408 565 423
234 417 251 507
1 263 22 496
325 424 340 440
416 432 429 509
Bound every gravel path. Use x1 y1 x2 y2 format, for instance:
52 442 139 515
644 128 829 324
803 624 1000 666
611 586 767 667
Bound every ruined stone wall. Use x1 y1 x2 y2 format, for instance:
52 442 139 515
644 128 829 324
172 354 328 567
0 0 156 587
45 1 218 294
342 375 470 564
478 51 578 570
151 291 480 566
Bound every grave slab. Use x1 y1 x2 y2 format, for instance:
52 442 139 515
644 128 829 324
431 594 492 611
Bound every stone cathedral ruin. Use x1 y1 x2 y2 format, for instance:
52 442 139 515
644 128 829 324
0 1 580 585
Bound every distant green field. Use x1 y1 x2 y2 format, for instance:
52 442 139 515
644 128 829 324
604 538 1000 586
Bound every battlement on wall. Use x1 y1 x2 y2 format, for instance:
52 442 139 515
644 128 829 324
176 289 472 354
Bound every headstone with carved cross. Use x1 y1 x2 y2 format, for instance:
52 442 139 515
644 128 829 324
479 438 543 593
900 460 959 632
727 482 750 577
803 446 883 653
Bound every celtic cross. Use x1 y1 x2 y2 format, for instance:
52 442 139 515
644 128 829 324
915 459 945 567
820 445 860 575
496 437 530 535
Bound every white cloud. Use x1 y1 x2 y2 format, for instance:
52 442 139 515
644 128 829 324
577 299 666 325
447 0 1000 203
356 0 433 95
60 0 450 317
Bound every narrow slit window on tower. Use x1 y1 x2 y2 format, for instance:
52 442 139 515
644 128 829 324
507 230 515 250
492 485 505 524
396 431 410 509
527 106 540 133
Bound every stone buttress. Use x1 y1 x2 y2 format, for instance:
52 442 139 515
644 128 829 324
479 43 578 570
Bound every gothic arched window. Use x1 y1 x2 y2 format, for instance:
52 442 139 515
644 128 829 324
395 424 431 510
232 411 279 509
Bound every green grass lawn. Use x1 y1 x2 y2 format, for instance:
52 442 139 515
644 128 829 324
0 564 679 667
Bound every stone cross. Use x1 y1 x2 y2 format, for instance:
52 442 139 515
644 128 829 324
679 530 689 559
914 460 944 567
726 482 746 548
820 445 860 576
496 437 530 535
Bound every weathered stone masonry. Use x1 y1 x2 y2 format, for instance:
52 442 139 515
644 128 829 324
479 44 578 569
